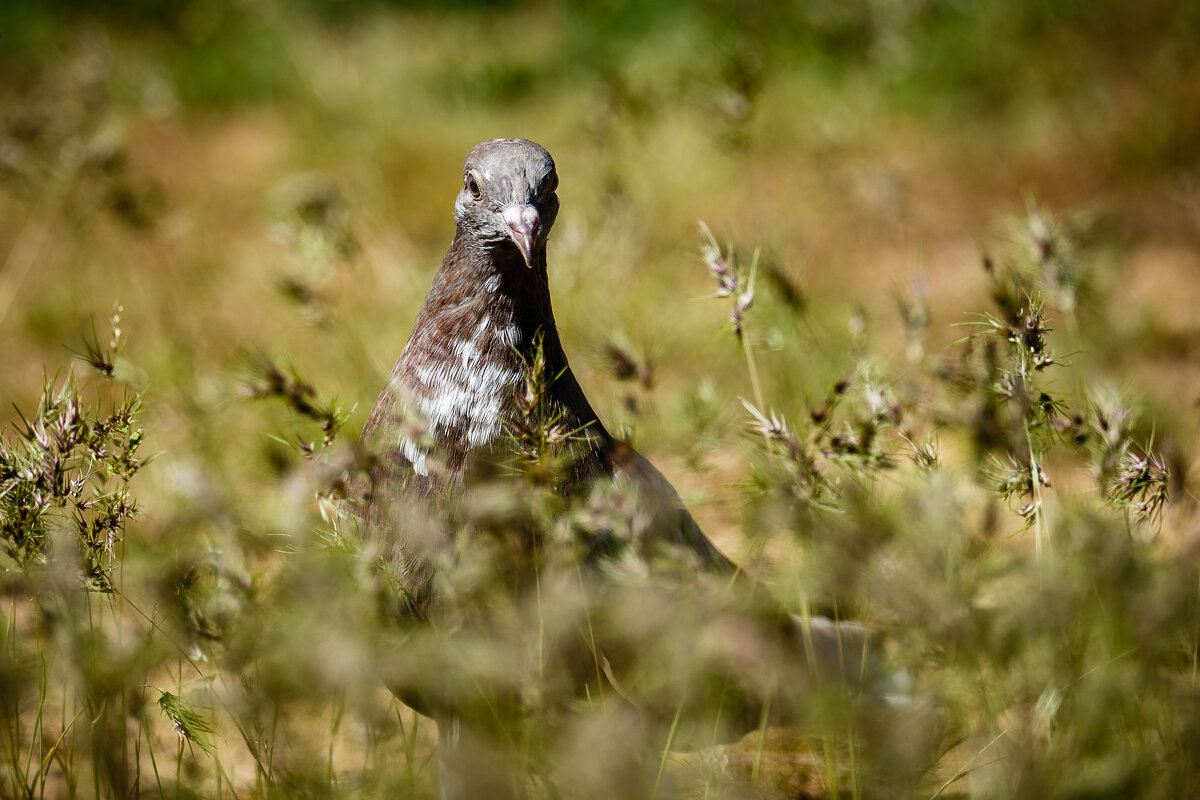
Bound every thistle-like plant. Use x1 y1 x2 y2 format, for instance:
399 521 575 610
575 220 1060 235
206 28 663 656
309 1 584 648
242 351 348 452
0 345 144 591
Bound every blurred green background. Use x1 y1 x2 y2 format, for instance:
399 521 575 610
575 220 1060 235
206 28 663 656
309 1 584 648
3 1 1200 796
3 0 1197 524
2 0 1199 551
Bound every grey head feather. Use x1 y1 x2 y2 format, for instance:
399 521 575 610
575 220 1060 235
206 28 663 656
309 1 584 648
454 138 560 265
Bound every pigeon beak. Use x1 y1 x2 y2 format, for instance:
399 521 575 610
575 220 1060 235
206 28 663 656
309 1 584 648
502 204 540 268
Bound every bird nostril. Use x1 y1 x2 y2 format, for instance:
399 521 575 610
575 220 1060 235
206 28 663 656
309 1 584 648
503 205 539 236
502 205 541 267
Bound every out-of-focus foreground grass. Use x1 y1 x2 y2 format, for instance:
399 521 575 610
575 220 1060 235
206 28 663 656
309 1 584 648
1 1 1199 797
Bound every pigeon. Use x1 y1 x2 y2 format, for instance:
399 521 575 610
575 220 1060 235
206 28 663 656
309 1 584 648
360 139 880 798
362 138 733 610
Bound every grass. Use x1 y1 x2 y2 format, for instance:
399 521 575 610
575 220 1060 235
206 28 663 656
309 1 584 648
1 2 1199 797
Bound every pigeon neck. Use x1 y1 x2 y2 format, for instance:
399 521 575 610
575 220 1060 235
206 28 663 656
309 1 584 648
445 228 555 351
448 229 613 448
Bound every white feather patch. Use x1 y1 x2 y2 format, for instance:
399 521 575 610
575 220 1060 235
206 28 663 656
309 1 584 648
399 436 428 477
402 343 521 466
496 323 520 348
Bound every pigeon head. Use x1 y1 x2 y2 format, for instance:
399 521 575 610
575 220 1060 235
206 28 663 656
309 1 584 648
454 138 560 268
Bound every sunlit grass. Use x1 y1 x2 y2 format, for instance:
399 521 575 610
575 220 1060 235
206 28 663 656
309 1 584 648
1 2 1198 797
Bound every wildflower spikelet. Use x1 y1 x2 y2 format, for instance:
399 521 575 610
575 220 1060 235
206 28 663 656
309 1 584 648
155 689 215 755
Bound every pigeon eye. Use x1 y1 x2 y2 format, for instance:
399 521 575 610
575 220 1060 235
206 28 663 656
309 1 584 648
466 174 482 199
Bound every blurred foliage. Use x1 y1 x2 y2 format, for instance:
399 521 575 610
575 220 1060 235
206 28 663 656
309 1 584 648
3 0 1198 158
1 0 1199 797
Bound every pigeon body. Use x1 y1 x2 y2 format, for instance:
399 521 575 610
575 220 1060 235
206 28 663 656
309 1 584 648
362 138 732 615
361 139 880 798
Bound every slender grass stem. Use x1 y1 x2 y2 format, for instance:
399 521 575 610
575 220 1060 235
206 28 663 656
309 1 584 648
328 691 345 788
930 727 1010 799
741 252 765 414
848 727 860 800
1026 424 1047 560
577 566 605 708
651 704 683 800
144 707 164 800
824 737 840 799
751 699 770 783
